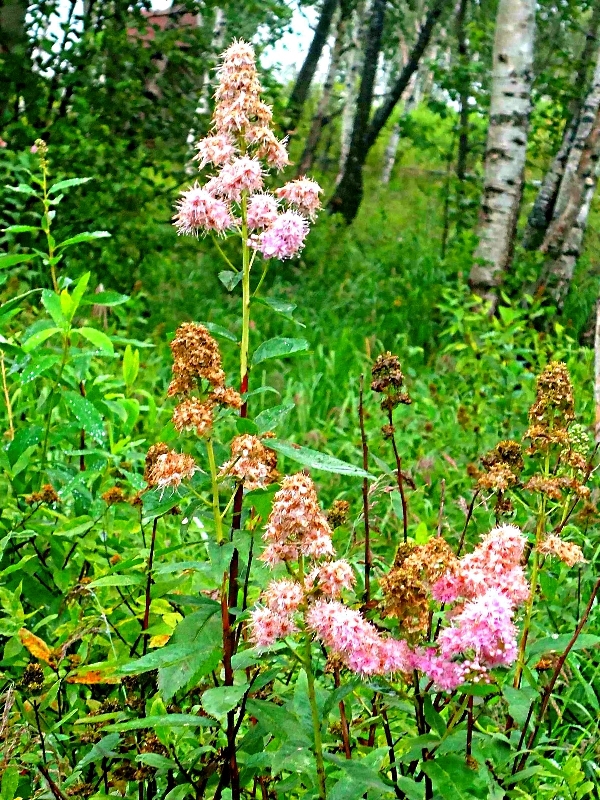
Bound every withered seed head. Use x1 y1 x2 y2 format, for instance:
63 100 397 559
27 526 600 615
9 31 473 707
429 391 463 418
168 322 225 397
327 499 350 529
102 487 126 505
26 483 59 505
528 361 575 427
371 352 411 411
19 662 45 693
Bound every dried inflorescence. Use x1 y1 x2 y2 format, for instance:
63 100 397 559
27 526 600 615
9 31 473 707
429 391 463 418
25 483 59 505
174 39 321 260
219 434 278 490
327 499 350 529
261 473 335 565
371 352 411 412
525 361 575 453
538 534 587 567
523 474 590 501
19 662 45 693
167 323 241 438
144 446 197 491
380 539 458 635
477 440 523 501
102 487 126 505
168 322 225 397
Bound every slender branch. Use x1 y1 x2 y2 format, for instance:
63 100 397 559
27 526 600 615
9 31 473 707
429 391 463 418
388 408 408 543
142 517 159 652
0 352 14 440
358 375 371 601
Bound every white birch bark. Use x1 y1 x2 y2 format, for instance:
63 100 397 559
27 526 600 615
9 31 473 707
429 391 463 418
469 0 536 297
538 48 600 305
298 9 345 174
337 0 368 183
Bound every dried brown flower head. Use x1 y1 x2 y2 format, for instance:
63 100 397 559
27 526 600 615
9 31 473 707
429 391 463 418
102 487 126 505
210 384 243 409
524 475 589 501
481 440 524 473
380 539 458 635
528 361 575 427
172 397 214 437
327 499 350 529
19 662 45 693
145 447 197 490
168 322 225 397
25 483 59 505
371 352 411 411
219 434 278 490
538 534 587 567
66 783 95 798
477 463 519 493
144 443 170 482
494 495 514 516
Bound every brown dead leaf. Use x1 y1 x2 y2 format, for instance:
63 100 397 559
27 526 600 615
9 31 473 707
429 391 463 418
66 669 121 685
19 628 52 664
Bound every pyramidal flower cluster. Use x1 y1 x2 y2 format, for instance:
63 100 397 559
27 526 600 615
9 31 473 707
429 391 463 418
174 40 322 260
413 524 529 690
251 510 530 689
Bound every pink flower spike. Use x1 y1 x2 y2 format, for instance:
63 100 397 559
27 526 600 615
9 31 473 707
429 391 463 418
195 134 237 169
173 184 234 235
249 606 297 649
262 579 304 614
247 193 279 230
253 211 309 260
276 177 322 218
218 156 263 201
314 560 355 597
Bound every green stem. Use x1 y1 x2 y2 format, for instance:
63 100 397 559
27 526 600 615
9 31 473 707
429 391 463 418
39 334 69 484
514 457 549 687
305 632 327 800
206 438 224 544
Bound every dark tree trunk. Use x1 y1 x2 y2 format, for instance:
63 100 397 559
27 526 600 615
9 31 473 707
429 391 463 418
455 0 470 182
327 0 387 223
364 0 448 151
522 2 600 250
285 0 339 137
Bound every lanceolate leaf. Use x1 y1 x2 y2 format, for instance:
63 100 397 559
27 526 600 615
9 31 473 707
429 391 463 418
81 290 129 306
0 254 34 269
75 327 114 355
62 390 106 443
56 231 111 250
48 177 93 194
267 439 373 478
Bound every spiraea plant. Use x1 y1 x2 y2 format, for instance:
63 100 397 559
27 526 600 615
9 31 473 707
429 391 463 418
1 41 599 800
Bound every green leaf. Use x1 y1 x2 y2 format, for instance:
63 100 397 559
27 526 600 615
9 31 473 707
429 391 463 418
201 684 248 720
3 225 40 234
56 231 111 250
75 733 121 770
0 254 33 269
48 177 93 194
0 289 42 323
123 344 140 388
0 763 19 800
202 321 238 342
81 290 129 306
7 184 38 196
255 403 295 433
103 714 212 732
252 337 309 366
136 753 177 770
421 755 487 799
62 390 106 443
75 327 114 355
22 326 61 352
236 417 259 435
256 296 305 326
267 439 372 478
41 290 66 327
218 270 242 291
86 575 143 588
527 633 600 660
69 271 91 318
21 354 61 384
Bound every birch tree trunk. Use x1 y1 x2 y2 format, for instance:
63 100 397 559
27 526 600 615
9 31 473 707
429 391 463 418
536 52 600 306
328 0 387 221
338 0 368 182
455 0 470 182
522 3 600 250
298 8 347 175
285 0 340 137
468 0 535 299
380 64 426 184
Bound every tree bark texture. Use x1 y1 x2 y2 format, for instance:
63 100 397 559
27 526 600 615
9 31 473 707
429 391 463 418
537 49 600 306
522 3 600 250
469 0 535 297
328 0 387 222
285 0 339 137
380 62 428 184
364 0 448 151
455 0 470 182
337 0 368 182
298 7 347 175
